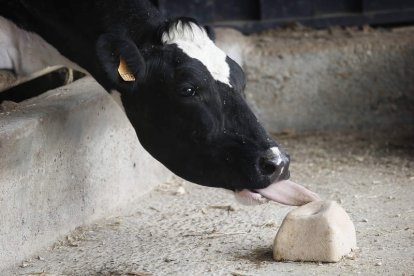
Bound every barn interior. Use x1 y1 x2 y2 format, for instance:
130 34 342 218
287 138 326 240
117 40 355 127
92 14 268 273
1 1 413 275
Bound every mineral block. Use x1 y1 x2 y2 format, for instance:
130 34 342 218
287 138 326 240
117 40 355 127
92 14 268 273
273 200 356 262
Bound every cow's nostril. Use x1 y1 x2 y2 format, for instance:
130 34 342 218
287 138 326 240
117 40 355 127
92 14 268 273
258 147 290 180
259 157 277 176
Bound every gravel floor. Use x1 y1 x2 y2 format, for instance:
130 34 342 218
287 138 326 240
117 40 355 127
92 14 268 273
5 127 414 276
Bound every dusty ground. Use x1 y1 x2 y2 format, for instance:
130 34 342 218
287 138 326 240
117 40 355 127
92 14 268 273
5 127 414 276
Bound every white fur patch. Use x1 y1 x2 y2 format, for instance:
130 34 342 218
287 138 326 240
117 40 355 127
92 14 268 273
161 21 231 87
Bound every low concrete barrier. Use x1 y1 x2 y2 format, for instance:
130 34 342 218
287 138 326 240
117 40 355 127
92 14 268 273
0 77 172 269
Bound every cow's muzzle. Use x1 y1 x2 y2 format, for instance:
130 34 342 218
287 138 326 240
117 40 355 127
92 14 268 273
236 147 320 206
258 147 290 182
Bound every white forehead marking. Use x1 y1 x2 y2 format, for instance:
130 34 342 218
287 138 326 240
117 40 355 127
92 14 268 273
270 147 283 165
161 21 232 87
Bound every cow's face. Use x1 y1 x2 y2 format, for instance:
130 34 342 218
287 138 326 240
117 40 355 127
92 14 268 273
97 19 319 206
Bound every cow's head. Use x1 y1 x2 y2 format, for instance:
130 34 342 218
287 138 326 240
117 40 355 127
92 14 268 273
96 18 319 206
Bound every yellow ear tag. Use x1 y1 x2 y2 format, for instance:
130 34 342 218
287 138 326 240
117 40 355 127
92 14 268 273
118 57 136 81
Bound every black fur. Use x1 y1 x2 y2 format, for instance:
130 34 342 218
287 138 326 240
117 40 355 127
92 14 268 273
0 0 290 191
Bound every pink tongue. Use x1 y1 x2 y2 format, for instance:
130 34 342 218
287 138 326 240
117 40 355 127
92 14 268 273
257 180 320 206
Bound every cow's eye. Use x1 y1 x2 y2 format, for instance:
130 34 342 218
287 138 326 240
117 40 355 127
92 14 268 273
180 87 197 97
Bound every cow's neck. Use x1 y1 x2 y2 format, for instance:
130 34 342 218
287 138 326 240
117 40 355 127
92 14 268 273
0 1 164 80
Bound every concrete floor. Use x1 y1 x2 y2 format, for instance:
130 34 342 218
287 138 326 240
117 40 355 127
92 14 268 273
5 127 413 276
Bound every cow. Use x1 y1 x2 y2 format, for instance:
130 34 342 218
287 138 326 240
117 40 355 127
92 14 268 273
0 0 320 206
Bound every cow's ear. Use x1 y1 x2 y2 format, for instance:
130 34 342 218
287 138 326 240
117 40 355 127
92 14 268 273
96 33 145 92
204 25 216 41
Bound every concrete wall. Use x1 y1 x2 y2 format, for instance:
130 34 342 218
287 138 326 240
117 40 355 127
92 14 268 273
0 77 172 269
216 26 414 133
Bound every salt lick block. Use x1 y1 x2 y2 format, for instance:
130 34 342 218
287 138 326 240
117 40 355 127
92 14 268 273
273 200 356 262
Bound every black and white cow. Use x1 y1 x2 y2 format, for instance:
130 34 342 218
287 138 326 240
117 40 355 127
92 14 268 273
0 0 319 205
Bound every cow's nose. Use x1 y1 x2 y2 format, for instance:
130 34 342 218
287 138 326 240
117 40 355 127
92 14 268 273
258 147 290 180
